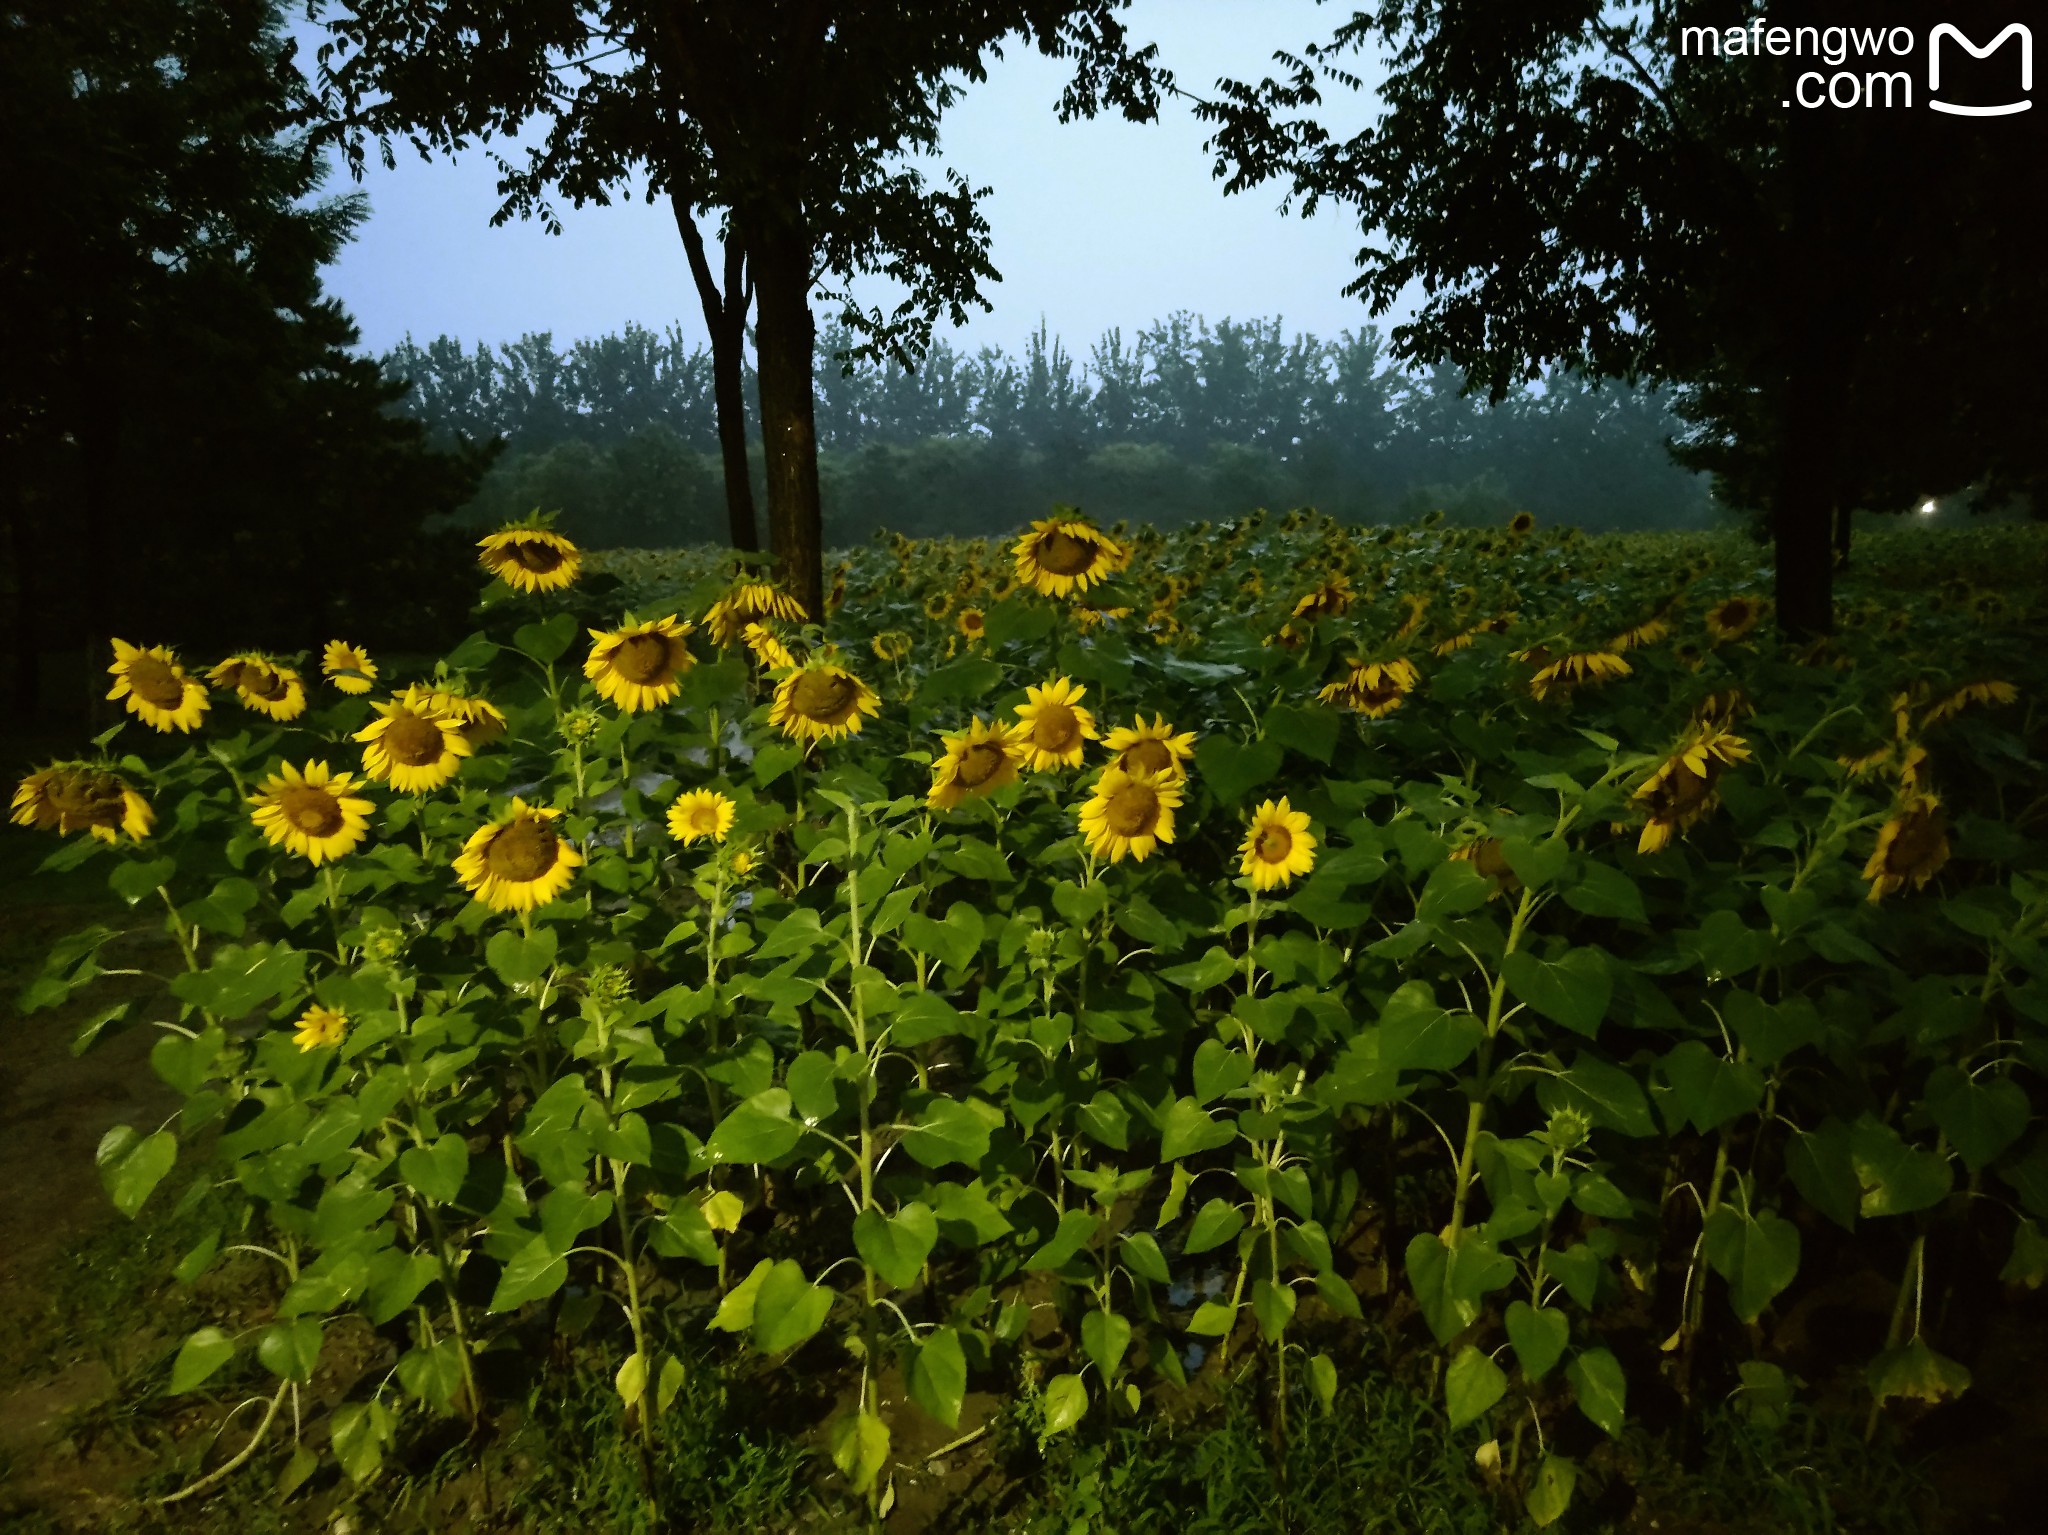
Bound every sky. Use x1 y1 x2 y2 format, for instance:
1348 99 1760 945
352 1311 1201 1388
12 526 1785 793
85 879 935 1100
307 0 1402 365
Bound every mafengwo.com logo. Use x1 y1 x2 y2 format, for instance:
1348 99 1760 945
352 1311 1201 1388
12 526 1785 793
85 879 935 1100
1678 19 2031 114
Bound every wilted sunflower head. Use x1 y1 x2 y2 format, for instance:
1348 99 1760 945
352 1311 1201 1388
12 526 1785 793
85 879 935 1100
1448 836 1520 898
453 797 583 913
478 525 581 593
769 662 880 744
1012 677 1098 771
1529 650 1631 703
107 639 209 733
741 622 797 672
585 615 695 713
928 718 1025 810
1239 798 1316 891
705 580 807 646
11 763 154 844
1013 512 1124 598
248 760 375 866
1290 574 1354 622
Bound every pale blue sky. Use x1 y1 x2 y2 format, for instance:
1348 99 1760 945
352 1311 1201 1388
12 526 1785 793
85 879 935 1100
307 0 1401 362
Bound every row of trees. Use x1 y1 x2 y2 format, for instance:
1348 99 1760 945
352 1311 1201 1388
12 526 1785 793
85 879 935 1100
384 318 1716 544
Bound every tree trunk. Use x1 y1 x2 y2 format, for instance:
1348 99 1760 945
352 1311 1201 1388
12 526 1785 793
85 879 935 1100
749 217 825 622
1 456 36 716
1832 504 1852 572
670 190 759 552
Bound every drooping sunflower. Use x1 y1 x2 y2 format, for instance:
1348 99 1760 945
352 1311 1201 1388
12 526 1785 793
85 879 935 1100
584 615 695 712
454 797 583 913
704 580 807 646
871 630 912 664
1923 679 2018 727
929 718 1026 811
1013 513 1124 598
356 686 471 793
291 1005 350 1052
740 621 797 672
1529 650 1632 702
248 760 375 865
1317 658 1420 718
1631 727 1751 854
1078 768 1183 864
1704 596 1763 642
1012 677 1098 771
321 641 378 695
1690 688 1753 729
667 788 737 846
956 607 987 643
209 655 308 722
1239 798 1316 891
1862 794 1950 902
11 763 154 843
1394 594 1430 641
107 639 209 733
1448 836 1521 899
1290 574 1354 623
1609 617 1670 652
1101 714 1197 781
768 661 881 744
423 689 508 749
478 525 582 593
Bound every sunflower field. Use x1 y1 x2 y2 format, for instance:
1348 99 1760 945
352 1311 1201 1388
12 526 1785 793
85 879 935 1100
11 506 2048 1529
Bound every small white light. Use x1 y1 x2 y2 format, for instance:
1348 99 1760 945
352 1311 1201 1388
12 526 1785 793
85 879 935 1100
1919 500 1937 515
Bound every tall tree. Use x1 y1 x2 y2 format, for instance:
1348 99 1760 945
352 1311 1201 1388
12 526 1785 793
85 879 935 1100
1196 0 2048 634
309 1 1171 618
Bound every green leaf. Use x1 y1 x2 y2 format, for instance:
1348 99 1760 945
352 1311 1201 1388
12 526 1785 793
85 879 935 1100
1159 1097 1237 1160
1251 1279 1296 1343
1565 1347 1626 1437
96 1126 175 1218
893 990 971 1044
1504 1301 1569 1380
1405 1232 1513 1346
1082 1309 1133 1379
1541 1244 1603 1310
399 1135 468 1205
1501 948 1611 1038
1416 859 1495 923
1867 1338 1971 1407
1025 1208 1100 1270
1702 1207 1801 1323
169 1327 236 1395
705 1089 804 1166
750 1259 834 1354
1191 1039 1254 1104
1542 1055 1655 1137
753 741 803 787
1562 861 1645 922
1160 946 1239 991
1194 736 1284 805
1184 1198 1247 1255
1925 1066 2029 1172
1787 1121 1861 1231
397 1339 466 1408
1722 992 1822 1067
1309 1353 1339 1411
647 1203 721 1267
908 1327 968 1428
257 1317 323 1383
1525 1454 1578 1527
1186 1300 1236 1336
900 1098 994 1169
109 855 177 906
1849 1117 1953 1217
853 1203 938 1290
489 1235 569 1312
1445 1344 1507 1428
485 927 557 987
1655 1040 1765 1135
785 1050 841 1122
1040 1373 1088 1437
514 611 578 664
828 1410 891 1494
1377 981 1482 1074
1264 702 1339 764
1119 1231 1172 1285
329 1399 394 1483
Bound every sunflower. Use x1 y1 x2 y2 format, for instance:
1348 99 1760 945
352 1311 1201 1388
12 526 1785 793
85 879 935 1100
454 797 583 913
321 641 378 695
209 655 308 722
1609 617 1670 652
667 788 736 846
1433 628 1477 656
424 689 508 749
1290 575 1354 623
1078 768 1183 864
928 718 1025 811
769 662 881 744
1631 727 1751 854
1862 795 1950 902
582 615 695 713
740 622 797 672
478 524 581 593
956 607 987 643
1013 513 1124 598
1012 677 1098 771
1508 511 1537 535
921 588 955 622
1836 744 1894 778
1102 714 1197 781
1394 594 1430 641
1690 688 1753 729
1923 679 2018 727
107 639 209 733
1448 836 1520 898
871 630 912 664
356 686 471 793
731 848 758 880
1317 658 1419 718
11 763 154 843
704 580 807 646
1529 650 1631 702
1239 799 1316 891
248 760 375 865
1704 596 1763 642
290 1005 350 1052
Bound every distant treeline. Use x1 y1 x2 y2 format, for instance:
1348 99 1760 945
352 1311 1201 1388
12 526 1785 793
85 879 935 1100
380 315 1719 546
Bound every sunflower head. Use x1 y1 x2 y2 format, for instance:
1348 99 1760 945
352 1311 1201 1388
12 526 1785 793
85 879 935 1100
479 524 581 593
291 1005 350 1052
1101 714 1197 781
321 641 379 695
1529 650 1631 703
585 615 695 713
1012 677 1098 771
1508 511 1537 535
956 607 987 642
11 763 154 843
871 630 912 664
1078 767 1183 864
425 689 508 749
741 621 798 672
107 639 209 733
249 760 375 866
1862 795 1950 902
1705 596 1763 642
1290 575 1354 623
667 788 737 846
929 718 1026 810
210 655 308 721
453 797 583 913
1239 798 1316 891
769 662 881 744
355 686 471 793
705 580 807 646
1448 836 1520 897
1013 512 1124 598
